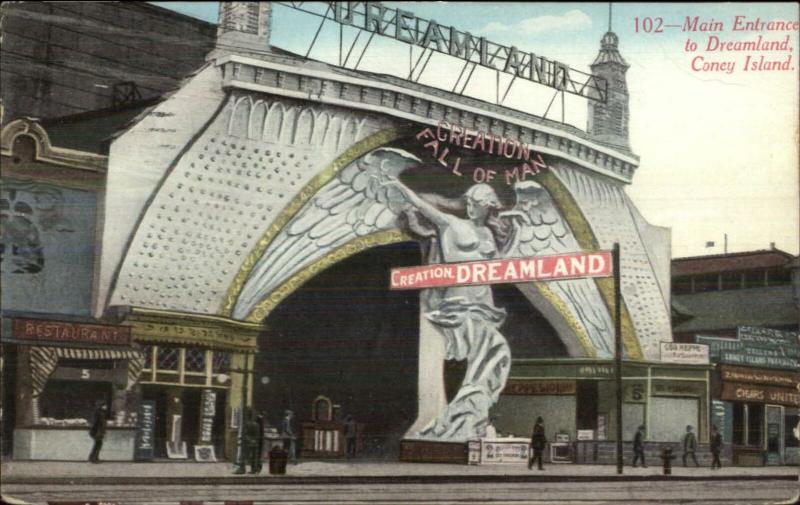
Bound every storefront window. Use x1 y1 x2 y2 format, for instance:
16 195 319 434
785 409 799 449
140 345 231 387
732 403 764 447
185 348 206 373
157 346 180 371
39 380 112 425
212 351 231 373
748 404 763 447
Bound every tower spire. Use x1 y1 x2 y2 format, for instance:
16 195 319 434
586 4 631 152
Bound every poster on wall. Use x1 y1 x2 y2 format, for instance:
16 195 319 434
133 401 156 461
1 1 797 503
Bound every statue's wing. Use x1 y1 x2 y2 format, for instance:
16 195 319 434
502 181 614 356
232 148 420 319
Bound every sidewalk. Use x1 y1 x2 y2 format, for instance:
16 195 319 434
2 460 798 484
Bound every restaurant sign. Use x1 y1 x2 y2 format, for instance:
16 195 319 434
720 382 800 407
11 318 130 347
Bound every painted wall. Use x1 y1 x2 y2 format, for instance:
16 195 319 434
1 181 96 315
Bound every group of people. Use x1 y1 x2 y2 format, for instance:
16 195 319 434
632 424 724 469
237 409 298 474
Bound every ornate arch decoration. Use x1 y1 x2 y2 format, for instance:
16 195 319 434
222 127 642 359
0 119 107 173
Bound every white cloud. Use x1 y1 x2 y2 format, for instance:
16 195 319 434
476 9 592 36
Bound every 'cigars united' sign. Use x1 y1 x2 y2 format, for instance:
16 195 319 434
390 252 612 290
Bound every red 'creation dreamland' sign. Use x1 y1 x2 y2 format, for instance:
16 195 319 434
390 252 612 290
12 318 131 346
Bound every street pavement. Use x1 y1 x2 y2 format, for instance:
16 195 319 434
2 460 798 505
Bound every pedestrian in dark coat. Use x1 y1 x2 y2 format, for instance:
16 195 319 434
281 410 297 462
88 403 108 463
710 424 723 469
528 416 546 470
344 414 357 459
252 413 266 473
632 425 647 467
682 425 699 467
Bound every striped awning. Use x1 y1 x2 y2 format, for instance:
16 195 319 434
29 346 144 398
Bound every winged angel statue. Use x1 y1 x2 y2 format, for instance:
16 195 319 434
234 147 613 441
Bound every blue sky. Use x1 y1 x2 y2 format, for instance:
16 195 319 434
151 2 799 257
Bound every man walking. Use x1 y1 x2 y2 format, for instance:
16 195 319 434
344 414 357 459
632 425 647 467
528 416 546 470
710 424 723 469
88 402 108 463
281 410 297 463
682 425 699 467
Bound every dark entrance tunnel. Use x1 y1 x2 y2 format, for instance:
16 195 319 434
253 242 569 459
252 241 422 459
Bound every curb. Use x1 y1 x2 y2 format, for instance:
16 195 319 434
3 474 798 486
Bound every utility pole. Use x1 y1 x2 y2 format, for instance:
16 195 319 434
613 242 623 474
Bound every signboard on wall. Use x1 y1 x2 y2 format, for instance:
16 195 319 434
720 382 800 407
720 365 800 389
623 382 646 403
199 389 217 444
711 400 732 444
659 342 709 364
10 318 131 347
697 327 800 370
134 400 156 461
502 380 576 396
390 252 612 290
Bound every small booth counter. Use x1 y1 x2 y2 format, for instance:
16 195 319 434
7 317 142 461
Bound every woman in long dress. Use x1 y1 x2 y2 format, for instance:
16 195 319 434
383 178 511 440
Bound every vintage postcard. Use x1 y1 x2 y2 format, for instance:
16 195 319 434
1 2 798 504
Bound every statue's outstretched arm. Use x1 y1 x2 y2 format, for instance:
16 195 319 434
382 177 452 228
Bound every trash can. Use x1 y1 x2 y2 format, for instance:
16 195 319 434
269 447 288 475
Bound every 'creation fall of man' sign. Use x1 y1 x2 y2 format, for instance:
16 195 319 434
390 251 612 290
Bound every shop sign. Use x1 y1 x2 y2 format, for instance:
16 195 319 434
623 382 646 403
738 326 800 348
503 380 576 396
390 251 612 290
482 439 529 463
720 365 800 389
711 400 732 443
651 382 701 396
720 382 800 407
577 365 615 378
660 342 709 364
11 318 130 346
199 389 217 444
134 401 156 461
719 350 800 371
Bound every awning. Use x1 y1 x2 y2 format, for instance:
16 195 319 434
29 346 144 397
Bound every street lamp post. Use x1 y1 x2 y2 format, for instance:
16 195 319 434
613 242 624 475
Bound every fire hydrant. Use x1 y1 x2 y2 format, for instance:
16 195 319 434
661 447 676 475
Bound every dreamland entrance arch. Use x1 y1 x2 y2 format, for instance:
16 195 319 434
96 49 672 455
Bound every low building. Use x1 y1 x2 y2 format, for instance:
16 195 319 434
671 250 799 466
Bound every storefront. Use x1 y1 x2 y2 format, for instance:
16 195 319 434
698 327 800 466
715 365 799 466
5 317 141 460
492 359 712 449
124 308 262 461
